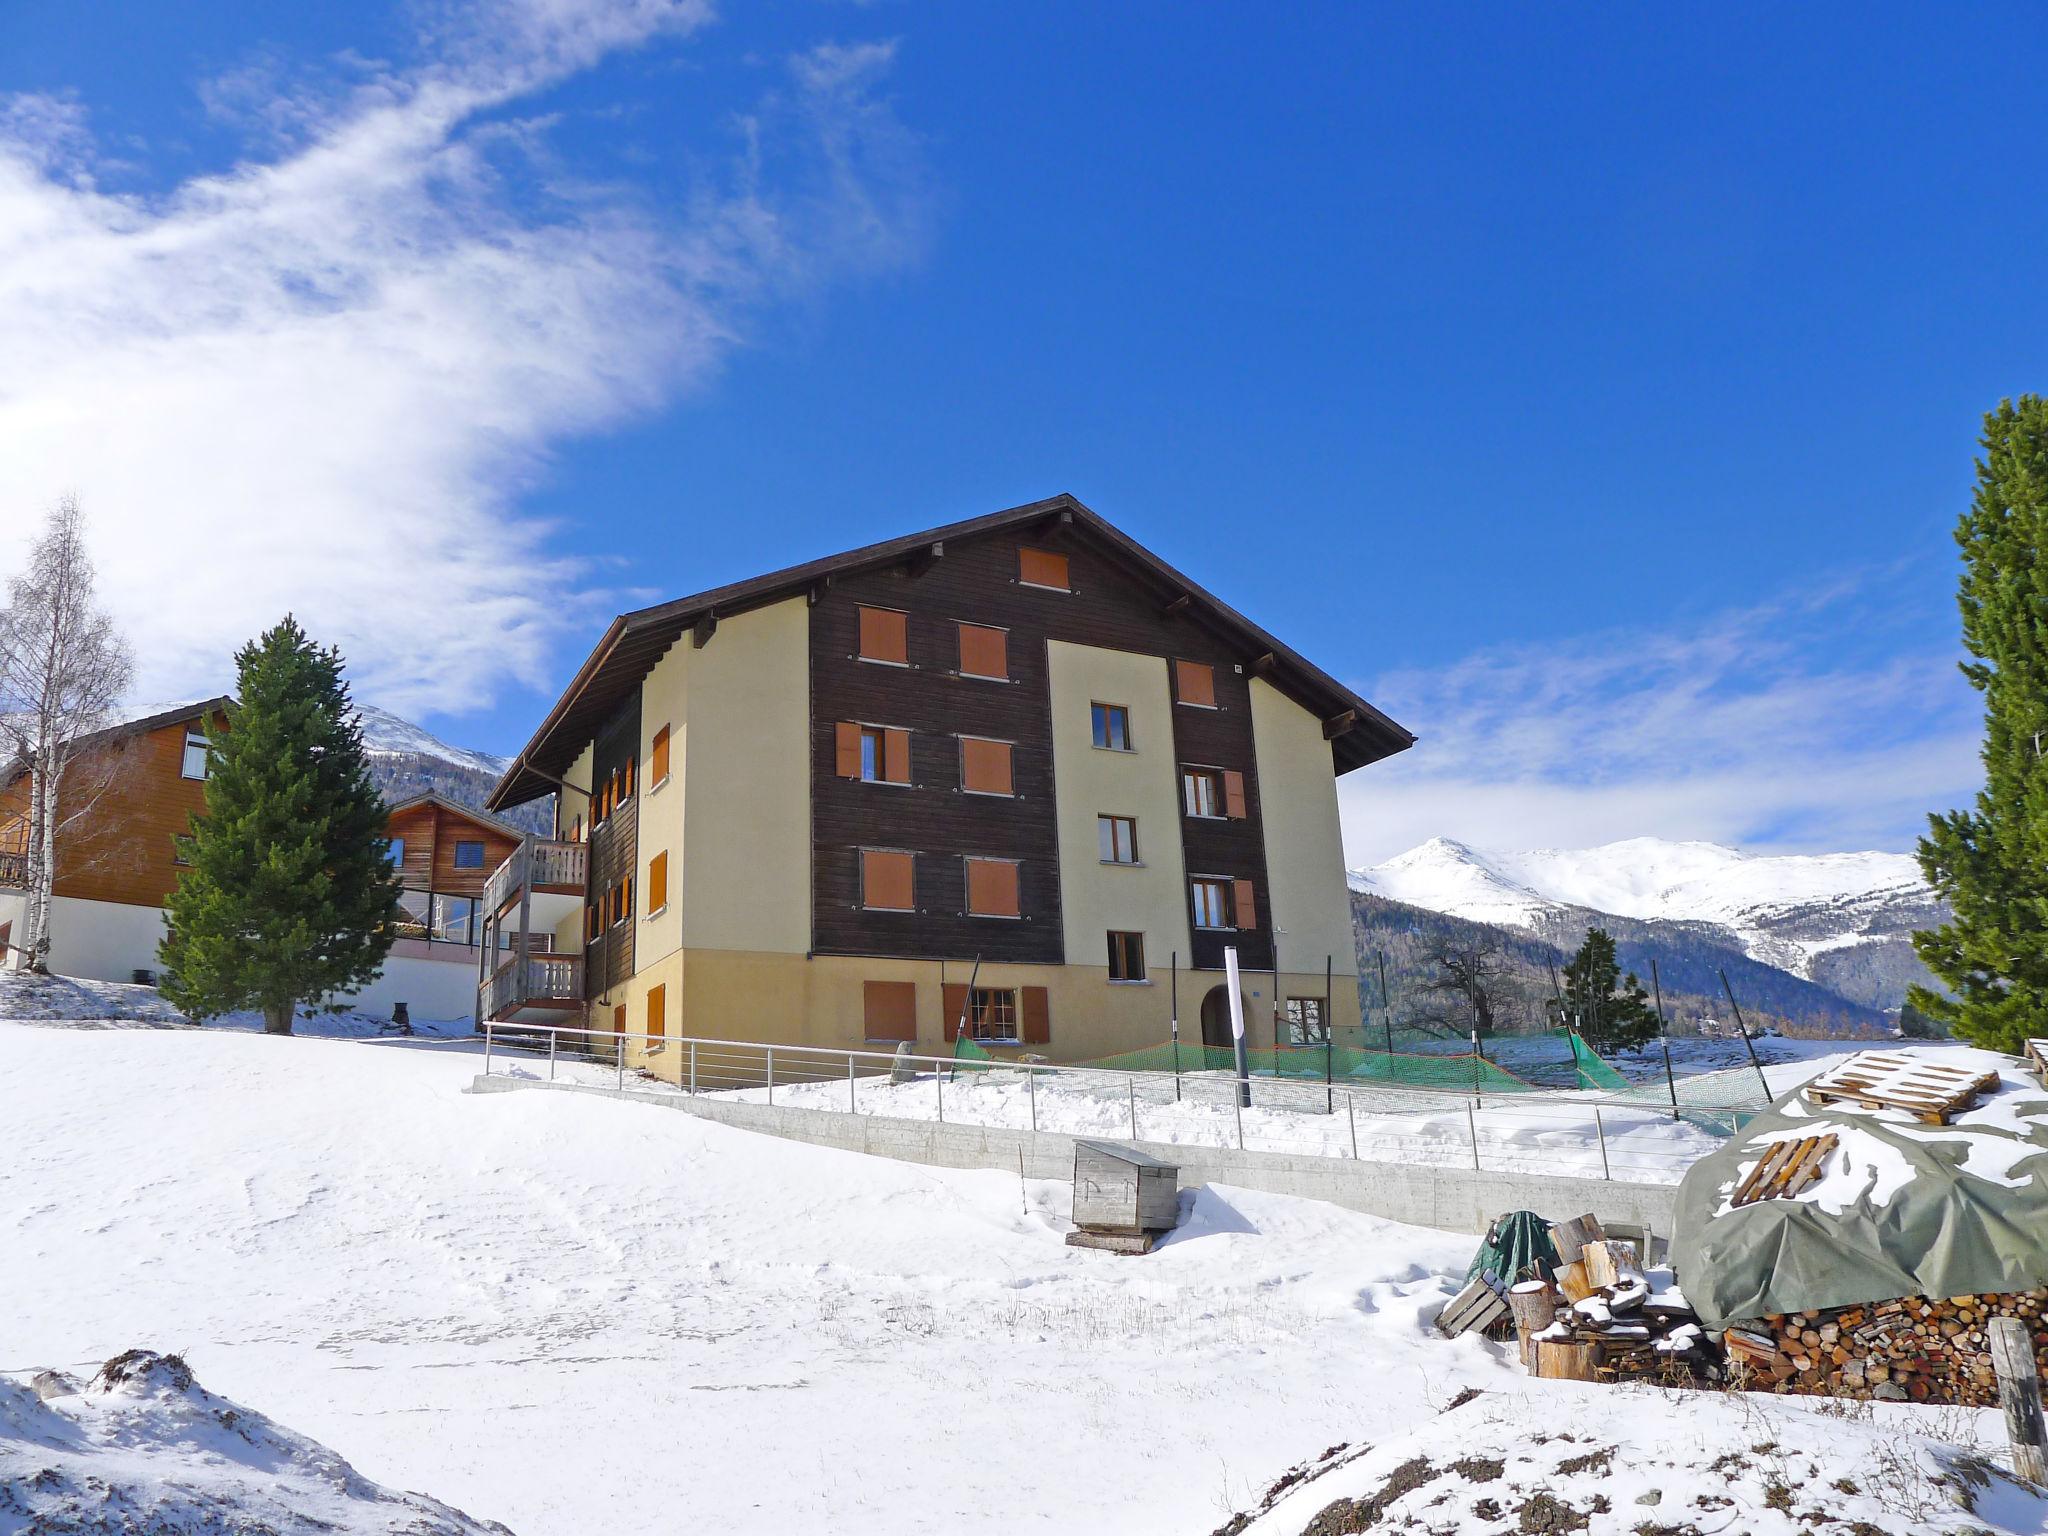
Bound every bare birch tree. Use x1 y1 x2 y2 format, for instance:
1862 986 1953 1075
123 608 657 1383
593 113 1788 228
0 497 132 972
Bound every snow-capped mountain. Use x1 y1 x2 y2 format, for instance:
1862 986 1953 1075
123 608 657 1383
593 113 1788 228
1350 836 1944 1007
353 702 509 777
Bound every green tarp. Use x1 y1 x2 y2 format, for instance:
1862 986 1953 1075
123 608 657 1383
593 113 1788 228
1669 1048 2048 1328
1467 1210 1561 1288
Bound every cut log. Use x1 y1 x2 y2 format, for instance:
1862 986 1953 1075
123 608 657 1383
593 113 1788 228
1556 1260 1597 1304
1549 1214 1604 1266
1535 1341 1597 1381
1990 1316 2048 1484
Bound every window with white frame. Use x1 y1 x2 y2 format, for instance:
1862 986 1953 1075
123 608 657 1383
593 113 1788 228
181 733 210 780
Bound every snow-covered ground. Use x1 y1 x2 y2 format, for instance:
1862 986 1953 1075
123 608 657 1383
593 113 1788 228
2 1020 2039 1535
2 1350 509 1534
0 968 471 1036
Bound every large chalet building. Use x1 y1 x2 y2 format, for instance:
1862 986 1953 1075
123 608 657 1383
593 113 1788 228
480 495 1412 1064
0 700 532 1020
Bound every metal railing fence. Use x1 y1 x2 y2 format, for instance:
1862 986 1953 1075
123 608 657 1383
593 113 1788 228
480 1023 1735 1186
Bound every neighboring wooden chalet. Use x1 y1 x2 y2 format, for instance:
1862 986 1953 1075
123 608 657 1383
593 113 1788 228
481 494 1413 1065
0 709 536 1022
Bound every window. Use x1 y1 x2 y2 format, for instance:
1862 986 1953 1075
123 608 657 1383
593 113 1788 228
171 836 191 868
1191 877 1231 929
646 983 666 1043
957 623 1008 680
1183 767 1223 818
1285 997 1329 1046
967 987 1020 1042
863 979 917 1043
861 849 915 912
1018 547 1070 591
965 856 1021 918
1108 930 1146 981
1174 660 1217 708
858 605 909 664
611 876 632 928
836 722 909 784
453 840 485 869
1091 702 1132 751
960 737 1014 796
385 838 405 866
1097 814 1138 864
648 850 668 913
431 894 478 945
650 724 671 788
181 733 209 780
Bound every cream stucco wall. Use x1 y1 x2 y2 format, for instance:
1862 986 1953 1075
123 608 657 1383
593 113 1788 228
1249 677 1359 989
1046 639 1192 981
677 597 811 959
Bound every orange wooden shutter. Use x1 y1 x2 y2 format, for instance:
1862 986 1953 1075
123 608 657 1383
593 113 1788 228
613 1004 626 1034
835 721 862 778
859 606 908 663
967 857 1019 917
1233 879 1257 930
646 982 666 1040
883 728 911 784
651 725 670 784
942 982 968 1042
1021 986 1050 1045
1174 660 1216 707
862 849 914 910
1223 769 1248 819
863 980 917 1043
958 623 1007 678
625 757 635 797
1018 547 1069 590
648 850 668 911
961 738 1012 795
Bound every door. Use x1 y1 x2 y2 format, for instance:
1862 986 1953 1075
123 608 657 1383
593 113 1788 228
1199 984 1239 1052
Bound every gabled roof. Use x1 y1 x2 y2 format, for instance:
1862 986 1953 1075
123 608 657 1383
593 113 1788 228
487 493 1415 809
3 696 231 787
384 791 528 841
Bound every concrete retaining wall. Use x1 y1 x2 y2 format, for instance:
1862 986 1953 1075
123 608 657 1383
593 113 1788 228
468 1074 1678 1236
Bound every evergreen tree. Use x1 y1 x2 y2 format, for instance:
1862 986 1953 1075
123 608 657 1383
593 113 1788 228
1551 927 1661 1054
1911 397 2048 1053
1896 999 1949 1041
159 618 400 1033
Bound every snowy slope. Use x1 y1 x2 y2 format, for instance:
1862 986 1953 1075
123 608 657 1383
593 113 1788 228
1 1351 509 1534
353 702 508 776
1352 835 1939 985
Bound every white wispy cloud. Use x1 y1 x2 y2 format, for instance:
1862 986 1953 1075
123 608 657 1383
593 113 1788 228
0 0 925 716
1340 569 1982 867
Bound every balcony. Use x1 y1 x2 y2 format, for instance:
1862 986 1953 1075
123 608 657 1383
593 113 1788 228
484 837 588 918
482 951 585 1021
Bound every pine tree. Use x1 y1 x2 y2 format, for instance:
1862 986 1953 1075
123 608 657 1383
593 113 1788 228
159 618 400 1033
1911 397 2048 1053
1552 928 1661 1054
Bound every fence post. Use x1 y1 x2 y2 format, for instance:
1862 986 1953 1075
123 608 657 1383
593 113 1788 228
616 1031 624 1091
1347 1093 1358 1159
1128 1078 1139 1142
1028 1066 1038 1133
1991 1316 2048 1484
849 1053 857 1114
1234 1087 1244 1151
483 1021 493 1077
1465 1101 1480 1170
1593 1106 1612 1181
548 1029 557 1082
936 1062 944 1124
689 1037 697 1096
766 1046 775 1106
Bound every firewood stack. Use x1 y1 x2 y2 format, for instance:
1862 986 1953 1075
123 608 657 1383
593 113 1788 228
1721 1288 2048 1405
1514 1213 1712 1384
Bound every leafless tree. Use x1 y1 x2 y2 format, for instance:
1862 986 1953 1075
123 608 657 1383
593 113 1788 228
1411 933 1527 1037
0 497 133 972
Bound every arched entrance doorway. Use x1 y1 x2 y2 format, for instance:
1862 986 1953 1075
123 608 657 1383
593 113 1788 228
1199 985 1246 1052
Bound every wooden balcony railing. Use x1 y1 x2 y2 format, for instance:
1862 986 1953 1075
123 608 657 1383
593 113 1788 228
484 837 588 917
482 951 585 1019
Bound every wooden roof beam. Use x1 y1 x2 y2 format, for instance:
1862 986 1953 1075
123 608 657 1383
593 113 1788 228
1250 651 1278 676
1160 593 1191 617
692 611 718 649
1323 709 1358 741
1031 508 1075 540
905 540 944 578
807 575 833 606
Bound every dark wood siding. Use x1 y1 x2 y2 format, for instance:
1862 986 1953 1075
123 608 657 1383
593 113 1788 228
809 526 1273 972
584 697 639 999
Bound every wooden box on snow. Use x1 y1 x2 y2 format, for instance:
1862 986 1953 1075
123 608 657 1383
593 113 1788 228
1068 1141 1180 1253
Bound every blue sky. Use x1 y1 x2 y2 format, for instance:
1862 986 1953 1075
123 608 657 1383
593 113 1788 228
0 2 2027 862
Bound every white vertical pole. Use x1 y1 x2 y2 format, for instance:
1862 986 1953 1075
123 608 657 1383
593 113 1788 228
1128 1078 1139 1141
766 1046 775 1106
549 1029 557 1082
616 1031 624 1091
1028 1066 1038 1132
849 1053 857 1114
936 1063 944 1123
1466 1101 1480 1170
1225 946 1250 1110
483 1021 493 1076
1234 1086 1244 1150
1347 1093 1358 1159
689 1037 697 1095
1594 1107 1611 1181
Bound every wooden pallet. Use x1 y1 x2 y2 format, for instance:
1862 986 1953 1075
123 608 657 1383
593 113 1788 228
1730 1133 1839 1207
1805 1051 2001 1124
1436 1274 1510 1338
